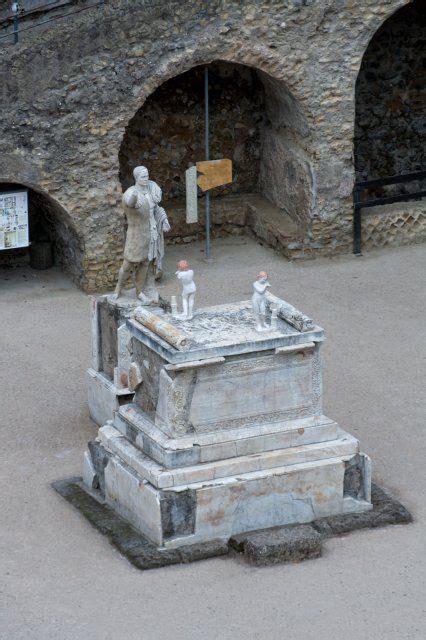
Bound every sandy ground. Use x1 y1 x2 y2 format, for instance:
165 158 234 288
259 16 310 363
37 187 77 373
0 236 425 640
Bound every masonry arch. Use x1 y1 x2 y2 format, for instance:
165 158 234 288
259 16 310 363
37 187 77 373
352 0 425 251
118 60 313 249
355 0 425 184
0 181 83 280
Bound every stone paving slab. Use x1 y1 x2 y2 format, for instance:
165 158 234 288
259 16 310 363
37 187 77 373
52 478 412 570
232 524 322 566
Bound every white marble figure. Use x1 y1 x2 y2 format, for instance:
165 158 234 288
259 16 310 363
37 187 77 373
252 271 271 332
176 260 196 320
270 303 279 331
170 295 178 318
113 166 171 304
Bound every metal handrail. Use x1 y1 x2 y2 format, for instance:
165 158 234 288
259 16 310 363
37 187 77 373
0 0 103 43
0 0 67 25
353 170 426 255
356 170 426 189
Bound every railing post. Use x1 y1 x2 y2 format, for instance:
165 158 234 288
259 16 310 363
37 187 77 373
353 186 362 255
13 14 19 43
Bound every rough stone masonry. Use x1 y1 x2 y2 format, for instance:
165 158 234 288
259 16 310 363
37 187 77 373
0 0 423 290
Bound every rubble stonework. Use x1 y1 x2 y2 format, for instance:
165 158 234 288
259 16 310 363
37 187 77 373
119 63 265 201
0 0 415 290
355 1 425 183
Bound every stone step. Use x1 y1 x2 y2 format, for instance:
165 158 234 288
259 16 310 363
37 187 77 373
164 193 306 259
98 422 359 490
115 403 340 468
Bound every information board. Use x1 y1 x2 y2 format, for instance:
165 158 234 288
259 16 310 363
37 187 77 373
0 190 29 250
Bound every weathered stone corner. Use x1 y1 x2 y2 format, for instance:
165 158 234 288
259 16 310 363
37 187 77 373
52 478 228 570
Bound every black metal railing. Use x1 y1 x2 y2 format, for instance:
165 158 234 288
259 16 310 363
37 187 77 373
353 170 426 254
0 0 175 44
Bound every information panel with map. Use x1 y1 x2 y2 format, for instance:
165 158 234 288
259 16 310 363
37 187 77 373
0 190 29 250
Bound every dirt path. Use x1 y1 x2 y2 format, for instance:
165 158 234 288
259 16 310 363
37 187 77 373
1 237 425 640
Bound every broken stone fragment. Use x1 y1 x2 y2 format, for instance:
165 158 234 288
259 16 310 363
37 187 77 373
230 524 323 566
128 362 143 392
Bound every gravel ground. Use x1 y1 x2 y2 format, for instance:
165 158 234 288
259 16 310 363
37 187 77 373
0 237 425 640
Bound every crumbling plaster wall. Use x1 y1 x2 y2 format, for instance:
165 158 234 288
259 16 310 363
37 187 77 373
259 71 312 229
0 0 409 290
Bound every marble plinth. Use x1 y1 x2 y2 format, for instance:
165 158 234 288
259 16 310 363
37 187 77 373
87 292 161 425
83 297 372 548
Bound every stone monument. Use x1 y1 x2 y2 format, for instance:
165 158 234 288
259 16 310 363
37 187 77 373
83 290 372 549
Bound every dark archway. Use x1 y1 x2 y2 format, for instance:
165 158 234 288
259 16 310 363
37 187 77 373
355 0 425 188
119 61 312 246
0 183 83 278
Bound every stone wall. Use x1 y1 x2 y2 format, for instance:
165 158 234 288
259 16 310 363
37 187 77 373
0 0 71 22
361 201 426 250
259 72 312 229
120 60 314 233
0 0 411 290
355 0 425 184
120 62 265 201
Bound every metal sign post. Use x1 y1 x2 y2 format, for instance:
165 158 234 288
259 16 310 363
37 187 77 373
185 67 233 242
204 66 211 258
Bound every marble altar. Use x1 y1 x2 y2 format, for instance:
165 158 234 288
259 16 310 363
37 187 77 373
83 295 372 549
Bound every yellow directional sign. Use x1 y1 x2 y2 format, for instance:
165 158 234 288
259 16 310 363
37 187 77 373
196 159 233 192
185 158 233 223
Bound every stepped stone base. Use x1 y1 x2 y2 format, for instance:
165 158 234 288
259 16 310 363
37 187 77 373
84 418 371 548
52 479 412 570
82 295 375 550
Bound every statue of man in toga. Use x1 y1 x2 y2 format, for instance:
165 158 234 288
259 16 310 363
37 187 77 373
113 166 171 304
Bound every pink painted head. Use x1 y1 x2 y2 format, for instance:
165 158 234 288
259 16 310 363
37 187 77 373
177 260 190 271
257 270 268 280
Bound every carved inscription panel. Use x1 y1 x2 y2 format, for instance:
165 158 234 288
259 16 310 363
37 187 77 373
189 353 315 432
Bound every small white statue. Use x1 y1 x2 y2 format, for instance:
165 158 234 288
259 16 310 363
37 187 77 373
252 270 271 332
176 260 196 320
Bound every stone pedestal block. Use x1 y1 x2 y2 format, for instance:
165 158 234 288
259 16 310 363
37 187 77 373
87 293 144 425
83 296 372 549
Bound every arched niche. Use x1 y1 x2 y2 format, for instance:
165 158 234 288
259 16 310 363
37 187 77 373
118 61 313 244
0 182 83 280
355 0 425 186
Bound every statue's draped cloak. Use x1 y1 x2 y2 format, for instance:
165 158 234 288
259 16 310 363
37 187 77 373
122 187 150 263
122 181 167 267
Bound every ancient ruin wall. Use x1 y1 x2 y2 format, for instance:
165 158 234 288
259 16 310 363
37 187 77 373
355 0 425 182
120 62 265 201
0 0 409 290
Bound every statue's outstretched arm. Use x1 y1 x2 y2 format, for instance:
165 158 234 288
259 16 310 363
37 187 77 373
123 187 138 208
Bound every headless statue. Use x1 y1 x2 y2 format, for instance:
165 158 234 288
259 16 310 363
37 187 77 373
113 166 170 304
